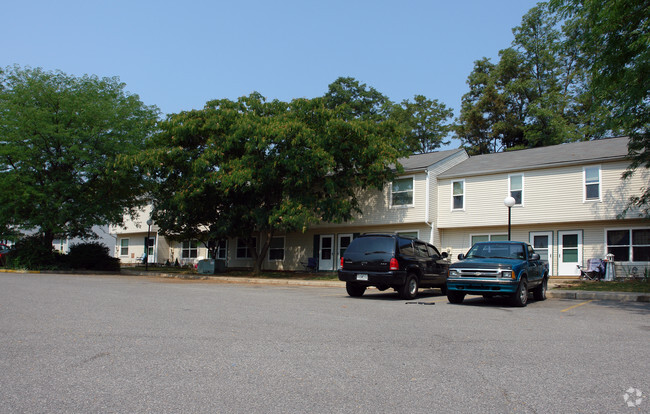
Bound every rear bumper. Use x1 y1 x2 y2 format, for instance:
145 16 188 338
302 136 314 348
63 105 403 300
447 278 519 295
338 269 407 286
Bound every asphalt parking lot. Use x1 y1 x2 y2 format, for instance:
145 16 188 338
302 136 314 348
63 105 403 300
1 273 648 413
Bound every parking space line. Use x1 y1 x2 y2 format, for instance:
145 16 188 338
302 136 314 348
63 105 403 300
561 300 594 312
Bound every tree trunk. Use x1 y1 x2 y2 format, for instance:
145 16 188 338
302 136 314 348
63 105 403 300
251 231 272 275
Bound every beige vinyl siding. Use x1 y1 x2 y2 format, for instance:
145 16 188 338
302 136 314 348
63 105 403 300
437 161 647 228
440 218 648 276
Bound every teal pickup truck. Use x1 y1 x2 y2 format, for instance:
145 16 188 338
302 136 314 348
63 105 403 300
446 241 549 307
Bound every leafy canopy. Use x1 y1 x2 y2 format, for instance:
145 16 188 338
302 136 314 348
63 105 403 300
0 66 160 245
142 81 410 273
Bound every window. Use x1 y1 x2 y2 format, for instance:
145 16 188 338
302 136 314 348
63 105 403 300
268 237 285 261
509 174 523 205
120 239 129 256
182 240 198 259
237 237 257 259
414 242 429 257
452 180 464 210
607 229 650 262
471 234 508 246
584 166 601 201
392 177 414 206
217 240 227 260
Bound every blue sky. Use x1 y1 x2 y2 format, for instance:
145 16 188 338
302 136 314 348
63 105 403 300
2 0 540 147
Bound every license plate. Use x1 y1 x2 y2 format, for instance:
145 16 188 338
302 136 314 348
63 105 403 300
356 274 368 281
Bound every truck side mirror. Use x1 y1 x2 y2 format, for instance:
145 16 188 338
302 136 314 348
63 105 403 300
441 252 448 259
530 253 540 261
458 253 465 260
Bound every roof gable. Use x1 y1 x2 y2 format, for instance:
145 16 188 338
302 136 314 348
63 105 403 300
398 148 466 172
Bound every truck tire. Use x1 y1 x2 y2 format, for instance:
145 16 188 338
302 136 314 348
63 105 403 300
510 277 528 307
533 277 548 301
447 290 465 304
346 282 366 297
399 274 419 300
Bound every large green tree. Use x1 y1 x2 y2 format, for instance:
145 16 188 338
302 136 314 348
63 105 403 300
551 0 650 217
456 2 612 154
143 86 408 274
0 66 159 247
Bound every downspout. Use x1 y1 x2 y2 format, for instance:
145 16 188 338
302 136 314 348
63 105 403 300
425 168 435 244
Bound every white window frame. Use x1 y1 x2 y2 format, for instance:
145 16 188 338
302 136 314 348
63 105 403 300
605 227 650 263
268 236 285 261
390 176 415 208
583 165 601 202
181 240 198 259
120 238 129 256
469 233 508 247
451 179 465 211
236 237 257 259
508 173 524 206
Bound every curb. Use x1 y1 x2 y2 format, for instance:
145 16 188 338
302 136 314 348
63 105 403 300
547 290 650 303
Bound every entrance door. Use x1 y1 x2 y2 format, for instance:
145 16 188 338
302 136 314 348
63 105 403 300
530 232 553 276
558 231 582 276
337 234 352 269
319 235 334 271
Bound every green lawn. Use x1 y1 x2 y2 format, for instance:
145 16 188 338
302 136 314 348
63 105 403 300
556 279 650 293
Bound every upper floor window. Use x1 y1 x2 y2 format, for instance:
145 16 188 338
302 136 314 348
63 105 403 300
391 177 414 207
268 237 285 261
471 234 508 246
607 229 650 262
452 180 464 210
509 174 523 205
584 166 601 201
182 240 198 259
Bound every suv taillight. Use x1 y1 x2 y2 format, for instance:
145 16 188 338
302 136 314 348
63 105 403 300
389 257 399 270
340 257 345 269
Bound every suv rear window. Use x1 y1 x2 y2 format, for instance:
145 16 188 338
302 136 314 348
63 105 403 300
346 236 395 255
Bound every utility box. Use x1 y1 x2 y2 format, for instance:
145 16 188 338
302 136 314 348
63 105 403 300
197 259 226 274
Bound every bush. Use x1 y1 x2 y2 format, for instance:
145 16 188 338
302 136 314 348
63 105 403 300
7 235 64 270
67 242 121 271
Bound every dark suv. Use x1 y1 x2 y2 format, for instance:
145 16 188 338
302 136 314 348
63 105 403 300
338 234 449 299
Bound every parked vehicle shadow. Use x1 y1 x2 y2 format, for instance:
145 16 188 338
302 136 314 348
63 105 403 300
347 288 446 301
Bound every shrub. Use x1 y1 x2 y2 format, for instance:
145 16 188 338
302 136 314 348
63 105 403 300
7 235 64 270
67 242 121 271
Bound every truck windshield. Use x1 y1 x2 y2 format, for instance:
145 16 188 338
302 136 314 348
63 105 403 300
466 243 525 260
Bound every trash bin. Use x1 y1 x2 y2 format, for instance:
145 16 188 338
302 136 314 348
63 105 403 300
197 259 226 274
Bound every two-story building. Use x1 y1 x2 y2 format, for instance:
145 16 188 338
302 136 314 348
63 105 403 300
111 136 648 276
436 136 648 276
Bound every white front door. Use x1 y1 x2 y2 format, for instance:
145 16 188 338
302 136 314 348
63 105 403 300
319 235 334 271
558 231 582 276
530 232 553 276
337 234 353 269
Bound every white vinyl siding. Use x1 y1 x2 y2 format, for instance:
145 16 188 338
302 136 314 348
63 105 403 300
437 161 647 228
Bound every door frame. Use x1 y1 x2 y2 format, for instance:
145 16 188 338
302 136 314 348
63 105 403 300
530 231 553 276
318 234 335 271
558 230 582 276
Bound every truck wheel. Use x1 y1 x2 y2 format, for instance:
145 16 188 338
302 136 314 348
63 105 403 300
510 277 528 307
447 290 465 304
346 282 366 297
533 277 548 301
400 274 419 300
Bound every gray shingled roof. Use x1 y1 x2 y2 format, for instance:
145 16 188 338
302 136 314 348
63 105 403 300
438 136 630 179
398 148 466 172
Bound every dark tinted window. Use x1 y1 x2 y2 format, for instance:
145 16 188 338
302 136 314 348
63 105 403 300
399 239 415 256
345 236 395 255
414 242 429 257
427 244 440 257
